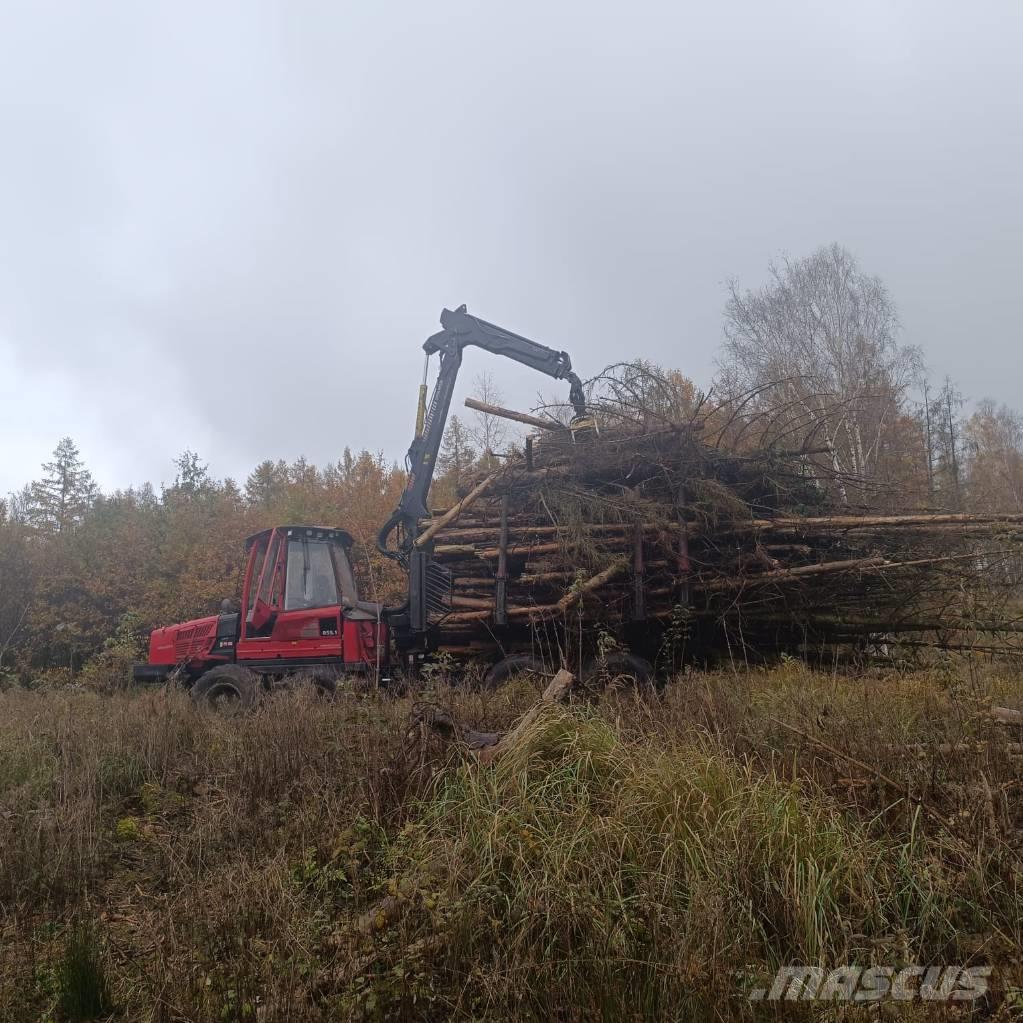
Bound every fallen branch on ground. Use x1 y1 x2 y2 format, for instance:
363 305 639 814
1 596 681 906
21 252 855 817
405 669 577 767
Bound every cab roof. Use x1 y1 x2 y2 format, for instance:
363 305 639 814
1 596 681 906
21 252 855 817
244 525 354 551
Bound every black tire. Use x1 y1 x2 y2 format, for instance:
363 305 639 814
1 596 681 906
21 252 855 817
483 653 550 690
297 667 338 698
582 652 655 692
190 665 260 714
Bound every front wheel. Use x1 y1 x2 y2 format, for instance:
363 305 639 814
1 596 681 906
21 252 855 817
582 652 654 693
190 665 260 715
482 653 550 690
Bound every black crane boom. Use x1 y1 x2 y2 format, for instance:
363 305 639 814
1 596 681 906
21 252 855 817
378 306 586 561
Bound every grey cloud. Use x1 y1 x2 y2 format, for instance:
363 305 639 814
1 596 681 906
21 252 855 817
1 0 1020 493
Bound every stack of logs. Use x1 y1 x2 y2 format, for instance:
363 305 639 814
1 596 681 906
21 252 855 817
416 404 1023 662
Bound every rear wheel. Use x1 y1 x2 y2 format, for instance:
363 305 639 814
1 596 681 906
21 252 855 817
482 653 550 690
190 665 260 714
295 667 338 698
582 652 654 693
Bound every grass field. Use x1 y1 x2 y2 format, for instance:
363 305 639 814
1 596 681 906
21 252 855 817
1 659 1021 1021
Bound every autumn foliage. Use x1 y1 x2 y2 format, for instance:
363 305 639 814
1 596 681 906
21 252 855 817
0 444 407 683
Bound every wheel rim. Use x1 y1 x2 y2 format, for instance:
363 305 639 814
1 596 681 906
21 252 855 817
205 681 243 713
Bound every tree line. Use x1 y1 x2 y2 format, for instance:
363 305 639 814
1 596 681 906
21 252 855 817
0 377 510 681
1 244 1020 682
719 244 1021 512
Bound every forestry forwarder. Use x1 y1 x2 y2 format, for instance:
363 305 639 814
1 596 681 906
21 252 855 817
133 306 594 709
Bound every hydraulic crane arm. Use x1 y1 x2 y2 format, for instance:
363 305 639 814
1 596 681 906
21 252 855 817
378 305 586 559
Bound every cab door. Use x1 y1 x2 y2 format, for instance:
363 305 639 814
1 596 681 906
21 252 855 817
237 531 343 665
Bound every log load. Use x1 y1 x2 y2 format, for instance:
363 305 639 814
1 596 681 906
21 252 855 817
413 398 1023 662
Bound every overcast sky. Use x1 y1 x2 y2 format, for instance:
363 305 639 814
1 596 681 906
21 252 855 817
1 1 1020 496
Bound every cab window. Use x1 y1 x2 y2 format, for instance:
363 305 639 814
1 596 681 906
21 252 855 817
285 539 340 610
257 532 284 608
246 534 270 615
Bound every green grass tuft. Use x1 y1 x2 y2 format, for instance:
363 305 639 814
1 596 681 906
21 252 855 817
57 920 112 1022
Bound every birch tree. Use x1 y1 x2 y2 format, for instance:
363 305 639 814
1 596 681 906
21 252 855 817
468 372 510 468
719 244 919 503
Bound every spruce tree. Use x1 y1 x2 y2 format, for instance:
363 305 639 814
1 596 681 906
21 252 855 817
27 437 97 533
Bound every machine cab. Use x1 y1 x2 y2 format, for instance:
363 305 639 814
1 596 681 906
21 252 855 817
236 525 387 671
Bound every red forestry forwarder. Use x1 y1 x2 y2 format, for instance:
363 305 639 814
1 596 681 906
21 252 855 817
133 307 599 709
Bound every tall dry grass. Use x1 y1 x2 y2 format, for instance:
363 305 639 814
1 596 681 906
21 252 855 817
0 661 1020 1020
